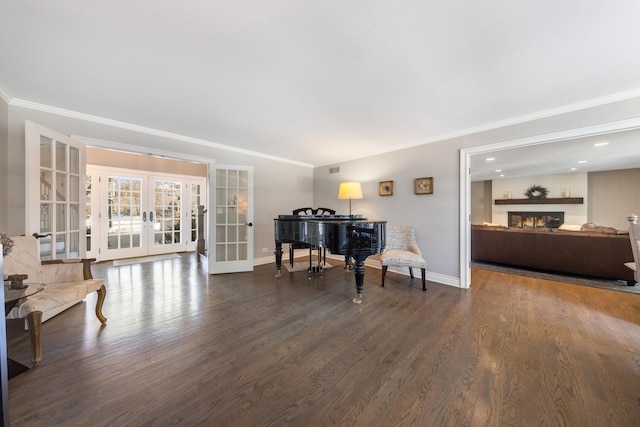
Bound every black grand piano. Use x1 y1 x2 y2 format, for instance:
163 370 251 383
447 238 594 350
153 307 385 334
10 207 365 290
274 214 386 303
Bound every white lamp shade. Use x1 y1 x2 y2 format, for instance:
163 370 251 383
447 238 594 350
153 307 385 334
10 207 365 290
338 182 363 200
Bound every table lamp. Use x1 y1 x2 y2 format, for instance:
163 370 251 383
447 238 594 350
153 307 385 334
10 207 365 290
338 182 363 215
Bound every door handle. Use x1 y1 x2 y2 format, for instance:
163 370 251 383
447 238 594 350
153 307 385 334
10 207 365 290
143 211 147 222
32 233 52 239
246 222 253 227
150 211 154 222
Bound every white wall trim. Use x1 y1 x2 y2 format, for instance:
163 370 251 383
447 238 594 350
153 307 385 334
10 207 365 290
11 98 313 168
383 88 640 155
7 88 640 169
74 135 210 165
463 116 640 155
459 115 640 289
257 248 462 288
0 82 12 104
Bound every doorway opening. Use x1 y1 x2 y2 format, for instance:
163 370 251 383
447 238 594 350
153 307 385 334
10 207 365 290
459 117 640 289
86 165 206 262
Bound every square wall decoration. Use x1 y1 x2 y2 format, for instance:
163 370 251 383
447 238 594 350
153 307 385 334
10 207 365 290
379 180 393 196
415 177 433 194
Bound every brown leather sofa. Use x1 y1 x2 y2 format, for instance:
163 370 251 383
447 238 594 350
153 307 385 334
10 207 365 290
471 225 636 283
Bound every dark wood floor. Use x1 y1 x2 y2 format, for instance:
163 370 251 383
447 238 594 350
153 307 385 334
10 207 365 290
6 254 640 426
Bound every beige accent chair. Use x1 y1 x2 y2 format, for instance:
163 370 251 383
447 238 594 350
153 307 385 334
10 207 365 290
3 235 107 365
625 214 640 283
380 225 427 291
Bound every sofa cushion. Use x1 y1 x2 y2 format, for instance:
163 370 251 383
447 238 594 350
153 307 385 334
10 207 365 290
6 279 104 319
580 223 619 234
558 223 582 231
380 249 427 268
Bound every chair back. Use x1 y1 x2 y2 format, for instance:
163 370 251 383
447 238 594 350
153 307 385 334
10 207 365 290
3 236 45 282
385 225 419 252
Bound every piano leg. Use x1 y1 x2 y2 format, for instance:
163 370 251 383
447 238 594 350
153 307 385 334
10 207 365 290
274 241 283 278
351 253 367 304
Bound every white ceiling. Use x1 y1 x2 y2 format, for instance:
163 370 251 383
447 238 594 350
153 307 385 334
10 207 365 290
469 128 640 181
2 1 640 168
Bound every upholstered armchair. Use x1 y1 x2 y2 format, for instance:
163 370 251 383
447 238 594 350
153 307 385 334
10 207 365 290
3 235 107 364
380 225 427 291
625 214 640 283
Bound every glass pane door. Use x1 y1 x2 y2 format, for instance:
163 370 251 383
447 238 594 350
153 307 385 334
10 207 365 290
107 175 144 253
211 165 253 273
151 179 182 249
26 121 86 261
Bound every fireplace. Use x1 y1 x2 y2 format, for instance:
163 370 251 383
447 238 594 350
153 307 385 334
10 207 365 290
508 211 564 228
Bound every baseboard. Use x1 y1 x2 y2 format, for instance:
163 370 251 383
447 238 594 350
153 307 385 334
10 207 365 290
253 253 461 288
324 254 461 288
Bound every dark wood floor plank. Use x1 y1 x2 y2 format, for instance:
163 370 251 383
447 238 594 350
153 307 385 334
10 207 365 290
5 254 640 426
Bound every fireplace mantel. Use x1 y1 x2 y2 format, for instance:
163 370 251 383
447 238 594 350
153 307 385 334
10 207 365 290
494 197 583 205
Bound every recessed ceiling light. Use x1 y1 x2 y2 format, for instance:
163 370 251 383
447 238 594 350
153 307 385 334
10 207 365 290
495 169 502 173
577 160 588 164
499 174 505 177
485 157 495 162
593 142 609 147
570 167 577 171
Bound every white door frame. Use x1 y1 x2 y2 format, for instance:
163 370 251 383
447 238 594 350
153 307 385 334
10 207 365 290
459 116 640 289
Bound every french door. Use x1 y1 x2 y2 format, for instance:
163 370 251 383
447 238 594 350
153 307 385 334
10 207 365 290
210 165 254 273
87 166 206 261
25 121 86 260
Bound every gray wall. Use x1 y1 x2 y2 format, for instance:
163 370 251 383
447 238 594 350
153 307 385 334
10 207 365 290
471 180 492 225
2 105 314 260
0 98 8 232
314 97 640 283
313 139 461 278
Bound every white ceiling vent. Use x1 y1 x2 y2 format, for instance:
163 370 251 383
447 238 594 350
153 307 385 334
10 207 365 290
329 166 341 174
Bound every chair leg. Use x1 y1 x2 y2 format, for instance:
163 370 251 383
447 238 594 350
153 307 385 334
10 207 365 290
290 246 294 267
409 267 414 278
421 268 426 291
26 311 43 365
96 284 108 324
381 265 388 287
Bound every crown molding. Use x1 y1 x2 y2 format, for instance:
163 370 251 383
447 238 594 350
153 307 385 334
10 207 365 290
383 87 640 154
7 86 640 169
9 98 313 168
0 82 12 104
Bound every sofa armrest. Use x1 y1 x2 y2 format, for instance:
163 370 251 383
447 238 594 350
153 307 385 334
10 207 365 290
42 258 96 280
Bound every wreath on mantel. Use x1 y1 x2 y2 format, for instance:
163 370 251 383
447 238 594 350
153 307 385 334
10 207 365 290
524 185 549 199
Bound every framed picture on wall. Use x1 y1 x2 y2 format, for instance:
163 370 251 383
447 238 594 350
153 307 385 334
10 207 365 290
379 180 393 196
415 177 434 195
